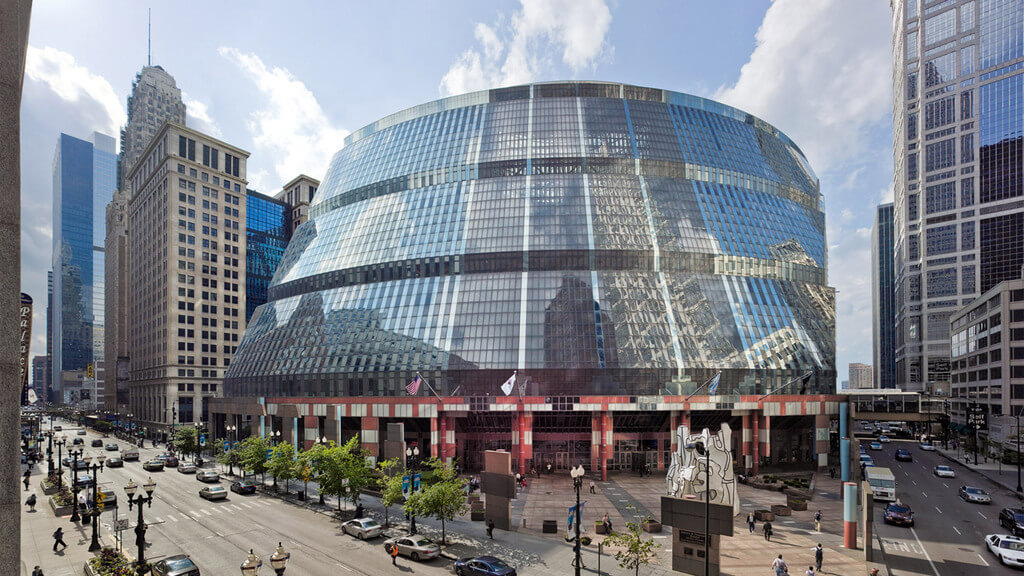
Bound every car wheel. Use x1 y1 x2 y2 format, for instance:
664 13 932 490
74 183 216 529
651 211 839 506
456 569 465 576
358 532 365 540
412 553 420 562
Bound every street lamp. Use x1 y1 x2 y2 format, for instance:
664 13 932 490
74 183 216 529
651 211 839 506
85 454 107 551
227 425 238 476
316 436 328 505
54 436 66 491
406 446 420 469
570 464 585 576
240 549 262 576
269 542 290 575
685 440 711 576
68 447 84 522
125 477 157 576
45 430 54 474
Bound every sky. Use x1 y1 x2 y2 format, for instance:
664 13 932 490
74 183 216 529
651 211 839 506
20 0 896 388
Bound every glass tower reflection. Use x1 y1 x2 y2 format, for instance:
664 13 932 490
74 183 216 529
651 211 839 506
225 82 836 398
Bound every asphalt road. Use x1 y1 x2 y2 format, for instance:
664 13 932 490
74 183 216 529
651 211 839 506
869 440 1022 576
49 420 459 576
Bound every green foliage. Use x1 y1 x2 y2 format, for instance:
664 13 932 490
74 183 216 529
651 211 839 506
237 435 270 477
603 521 662 576
313 436 373 509
172 427 198 458
337 436 374 505
89 547 138 576
268 442 298 491
376 457 404 527
402 458 467 544
93 420 113 433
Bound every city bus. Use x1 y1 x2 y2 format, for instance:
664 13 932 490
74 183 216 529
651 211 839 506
865 466 896 502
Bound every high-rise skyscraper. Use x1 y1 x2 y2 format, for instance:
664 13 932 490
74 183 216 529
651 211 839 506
245 190 290 322
126 121 249 439
118 66 186 188
872 203 897 389
848 363 874 389
274 175 318 233
892 0 1023 391
51 131 117 406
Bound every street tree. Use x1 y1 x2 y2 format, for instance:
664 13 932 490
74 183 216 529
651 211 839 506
172 427 198 462
237 435 270 485
603 520 661 576
299 441 334 505
338 436 374 507
268 442 298 493
376 457 404 527
215 439 241 476
403 458 466 545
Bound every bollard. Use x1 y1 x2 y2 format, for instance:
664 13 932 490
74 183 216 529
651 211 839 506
841 438 851 482
843 482 858 549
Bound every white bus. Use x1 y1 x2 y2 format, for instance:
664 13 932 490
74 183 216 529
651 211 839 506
865 466 896 502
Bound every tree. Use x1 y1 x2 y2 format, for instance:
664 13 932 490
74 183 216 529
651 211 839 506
216 441 242 476
299 441 334 505
403 458 466 545
376 457 404 527
602 520 661 576
268 442 298 493
337 436 374 507
237 436 270 485
172 427 198 462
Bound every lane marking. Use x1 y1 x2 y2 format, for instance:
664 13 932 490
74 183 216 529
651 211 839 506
911 525 943 576
912 480 918 486
953 526 960 535
335 563 353 572
978 511 987 519
240 503 253 509
977 553 989 566
202 509 212 516
943 483 948 488
935 506 942 514
168 515 178 522
189 510 198 517
922 492 928 498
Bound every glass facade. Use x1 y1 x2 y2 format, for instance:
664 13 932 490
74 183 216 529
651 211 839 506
225 82 836 398
245 190 292 322
51 132 116 402
873 204 897 389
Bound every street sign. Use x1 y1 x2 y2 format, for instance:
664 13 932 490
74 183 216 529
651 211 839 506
265 449 272 460
114 517 129 531
968 406 987 430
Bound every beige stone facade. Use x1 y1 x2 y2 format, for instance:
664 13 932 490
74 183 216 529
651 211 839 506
127 121 249 438
274 174 318 233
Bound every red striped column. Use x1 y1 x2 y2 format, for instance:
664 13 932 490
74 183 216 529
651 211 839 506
601 412 614 481
520 412 532 473
430 415 440 460
814 412 830 470
843 482 858 549
759 413 771 467
303 415 318 450
591 413 602 473
360 416 379 461
741 413 753 474
752 414 760 476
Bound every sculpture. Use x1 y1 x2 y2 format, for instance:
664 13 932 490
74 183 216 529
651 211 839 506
666 423 740 515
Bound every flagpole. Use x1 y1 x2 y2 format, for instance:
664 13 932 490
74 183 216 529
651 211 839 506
415 372 444 405
757 370 814 401
685 371 722 401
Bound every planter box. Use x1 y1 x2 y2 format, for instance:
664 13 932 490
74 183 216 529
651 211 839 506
49 496 72 517
84 560 98 576
542 520 558 533
470 509 485 521
40 481 58 496
787 499 807 511
595 521 607 534
642 521 662 533
770 504 792 517
754 510 774 522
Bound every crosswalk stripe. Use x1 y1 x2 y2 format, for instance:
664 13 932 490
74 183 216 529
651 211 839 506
241 502 253 509
202 509 212 516
231 505 243 511
168 515 178 522
189 510 199 517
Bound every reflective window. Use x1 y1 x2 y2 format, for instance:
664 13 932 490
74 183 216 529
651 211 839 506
924 52 956 86
979 73 1022 203
924 10 956 45
979 0 1023 69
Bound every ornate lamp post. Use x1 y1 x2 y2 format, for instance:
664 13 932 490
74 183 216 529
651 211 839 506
44 431 54 474
269 542 290 575
316 436 328 505
54 436 66 490
85 454 106 551
240 549 262 576
226 425 238 476
685 440 712 576
570 465 585 576
125 477 157 576
67 447 85 522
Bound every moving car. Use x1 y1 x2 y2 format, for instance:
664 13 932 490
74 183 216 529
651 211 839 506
230 479 257 494
196 471 220 483
383 535 442 561
341 518 383 540
987 534 1024 567
105 457 123 468
105 443 118 451
879 435 891 443
883 502 914 526
163 455 179 467
72 437 84 446
934 465 955 478
177 463 196 474
895 449 913 462
77 430 87 436
960 485 992 504
919 442 936 451
151 554 201 576
122 449 139 461
454 556 517 576
1000 509 1024 537
53 425 61 431
870 442 883 451
860 455 874 467
91 439 103 447
142 459 165 472
74 473 92 488
199 486 228 501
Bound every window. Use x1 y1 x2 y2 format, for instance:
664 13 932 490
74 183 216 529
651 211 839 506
925 95 955 130
960 1 975 30
961 177 975 207
908 152 919 180
961 220 975 250
926 181 956 213
908 31 920 60
960 45 975 77
908 193 920 220
961 89 974 120
924 52 956 87
926 224 957 255
908 112 919 140
908 72 919 100
961 133 974 163
925 138 956 171
924 10 956 45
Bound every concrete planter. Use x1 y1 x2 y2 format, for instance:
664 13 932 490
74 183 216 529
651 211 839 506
470 509 485 521
770 504 792 517
642 521 662 533
84 560 98 576
787 498 807 511
754 510 774 522
595 521 607 534
49 495 72 517
40 480 58 495
542 520 558 533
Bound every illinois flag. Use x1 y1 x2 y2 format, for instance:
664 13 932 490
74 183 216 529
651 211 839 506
406 375 422 396
500 371 517 396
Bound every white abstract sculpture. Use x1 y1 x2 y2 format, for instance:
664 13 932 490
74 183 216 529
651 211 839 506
666 423 740 516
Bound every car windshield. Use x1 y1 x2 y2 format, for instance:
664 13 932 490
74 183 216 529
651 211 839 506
966 488 985 494
1013 513 1024 522
165 557 196 569
487 559 512 569
412 537 435 546
887 505 911 514
1002 541 1024 551
937 466 951 471
362 520 379 528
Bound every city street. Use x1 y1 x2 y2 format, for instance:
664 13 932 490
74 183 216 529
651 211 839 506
870 440 1022 576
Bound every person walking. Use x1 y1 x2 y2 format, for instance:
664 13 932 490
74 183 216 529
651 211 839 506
812 543 824 572
546 463 552 475
805 566 816 576
26 493 36 512
763 520 773 542
23 470 30 490
771 554 787 576
602 513 612 535
747 512 756 534
354 503 364 518
52 527 67 552
390 543 399 566
813 510 822 532
572 540 587 569
486 518 495 539
589 480 596 494
31 566 44 576
829 467 836 479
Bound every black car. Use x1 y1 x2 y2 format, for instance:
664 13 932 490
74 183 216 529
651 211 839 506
895 449 913 462
1000 508 1024 537
454 556 517 576
883 502 914 526
230 479 257 495
90 439 103 447
72 437 84 446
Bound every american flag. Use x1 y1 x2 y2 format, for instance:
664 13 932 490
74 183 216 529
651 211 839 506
406 375 422 396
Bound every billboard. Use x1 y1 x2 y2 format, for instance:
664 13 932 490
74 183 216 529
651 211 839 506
19 293 32 404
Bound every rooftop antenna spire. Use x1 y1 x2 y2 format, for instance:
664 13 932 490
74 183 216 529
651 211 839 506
147 8 151 66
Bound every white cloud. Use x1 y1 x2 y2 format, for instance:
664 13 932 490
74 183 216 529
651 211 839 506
440 0 613 96
25 45 125 136
183 92 221 138
218 47 347 188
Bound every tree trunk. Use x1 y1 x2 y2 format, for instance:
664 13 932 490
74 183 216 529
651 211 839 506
441 518 446 545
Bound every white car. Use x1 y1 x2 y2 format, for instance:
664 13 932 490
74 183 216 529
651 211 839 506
870 442 883 451
879 435 891 443
919 442 936 451
934 465 955 478
987 534 1024 567
341 517 383 540
199 485 228 501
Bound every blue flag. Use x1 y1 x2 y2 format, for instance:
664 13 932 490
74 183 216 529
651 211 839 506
567 502 585 530
708 372 721 395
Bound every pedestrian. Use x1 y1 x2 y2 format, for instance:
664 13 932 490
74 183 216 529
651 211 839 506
763 520 773 542
602 512 612 535
52 527 67 552
771 554 787 576
547 463 552 474
486 518 495 539
23 472 30 491
530 466 537 478
747 512 756 534
589 480 596 494
32 566 44 576
355 503 364 518
572 540 587 569
829 467 835 479
813 543 824 571
805 566 816 576
390 543 399 566
813 510 822 532
26 493 36 512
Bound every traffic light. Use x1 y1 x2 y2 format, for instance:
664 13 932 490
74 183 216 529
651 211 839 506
86 364 94 378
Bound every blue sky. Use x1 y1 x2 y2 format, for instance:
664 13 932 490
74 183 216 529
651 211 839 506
20 0 895 387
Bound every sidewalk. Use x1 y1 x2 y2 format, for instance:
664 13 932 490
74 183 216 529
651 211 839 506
935 445 1024 495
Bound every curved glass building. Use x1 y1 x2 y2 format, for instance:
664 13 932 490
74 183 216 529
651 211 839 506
224 81 835 400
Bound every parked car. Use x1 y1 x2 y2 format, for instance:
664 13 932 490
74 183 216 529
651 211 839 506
177 463 197 474
72 437 84 446
122 449 139 461
196 471 220 483
883 502 914 526
999 509 1024 537
90 439 103 447
934 465 955 478
879 435 891 443
105 456 123 468
341 518 383 539
105 443 119 451
919 442 936 451
151 554 201 576
870 442 883 451
987 534 1024 567
74 473 92 488
142 459 165 472
384 535 441 561
454 556 517 576
199 486 228 501
895 449 913 462
163 455 179 467
960 486 992 504
77 429 87 436
230 479 258 494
